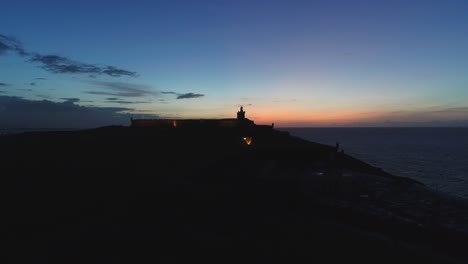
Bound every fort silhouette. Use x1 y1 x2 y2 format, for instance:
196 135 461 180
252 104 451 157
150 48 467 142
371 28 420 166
131 106 270 129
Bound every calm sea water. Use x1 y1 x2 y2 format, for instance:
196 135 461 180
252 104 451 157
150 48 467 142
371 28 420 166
281 128 468 199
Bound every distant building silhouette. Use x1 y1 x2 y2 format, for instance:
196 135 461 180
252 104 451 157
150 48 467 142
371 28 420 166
131 107 260 129
237 106 246 120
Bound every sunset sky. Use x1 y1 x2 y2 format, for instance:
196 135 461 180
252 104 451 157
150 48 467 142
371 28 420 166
1 0 468 128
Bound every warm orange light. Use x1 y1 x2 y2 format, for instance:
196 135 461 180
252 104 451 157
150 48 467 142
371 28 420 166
251 107 392 127
173 120 177 127
243 136 252 145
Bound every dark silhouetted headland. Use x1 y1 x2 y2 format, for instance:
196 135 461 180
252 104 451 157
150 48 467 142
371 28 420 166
2 108 468 263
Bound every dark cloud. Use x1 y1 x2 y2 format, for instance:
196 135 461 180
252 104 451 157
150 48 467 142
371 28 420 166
106 98 119 101
0 82 9 86
0 91 4 93
101 66 138 77
87 81 157 97
0 34 29 56
2 97 69 113
1 34 137 78
0 41 8 53
0 95 152 129
29 54 138 78
161 91 205 100
176 93 204 99
30 82 36 86
34 77 46 80
17 89 33 92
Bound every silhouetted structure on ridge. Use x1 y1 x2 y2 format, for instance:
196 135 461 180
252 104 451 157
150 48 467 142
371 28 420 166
237 106 246 120
130 107 266 129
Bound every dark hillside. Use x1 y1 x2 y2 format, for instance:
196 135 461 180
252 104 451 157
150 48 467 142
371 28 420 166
1 126 467 263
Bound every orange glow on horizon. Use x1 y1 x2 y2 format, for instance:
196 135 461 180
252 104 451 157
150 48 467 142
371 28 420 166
250 108 387 127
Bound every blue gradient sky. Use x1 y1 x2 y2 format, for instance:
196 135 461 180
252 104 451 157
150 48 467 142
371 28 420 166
1 0 468 127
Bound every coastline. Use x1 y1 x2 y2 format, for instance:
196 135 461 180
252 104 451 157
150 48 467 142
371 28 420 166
282 127 468 199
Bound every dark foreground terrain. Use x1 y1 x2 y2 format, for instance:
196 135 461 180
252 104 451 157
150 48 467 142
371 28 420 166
1 126 468 263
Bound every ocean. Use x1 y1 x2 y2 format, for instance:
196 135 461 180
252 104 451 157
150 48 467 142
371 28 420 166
281 127 468 199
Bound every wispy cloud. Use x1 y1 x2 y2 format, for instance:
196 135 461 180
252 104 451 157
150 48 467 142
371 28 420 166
101 66 137 77
431 107 468 113
29 54 137 77
0 34 28 56
161 91 205 99
176 93 204 99
114 100 151 104
1 34 208 102
113 100 134 104
85 91 125 96
1 34 137 78
104 97 150 104
346 106 468 127
0 82 10 86
86 81 157 97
